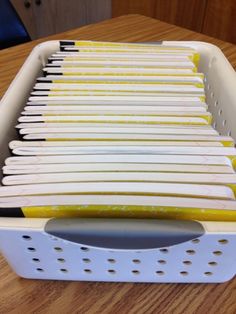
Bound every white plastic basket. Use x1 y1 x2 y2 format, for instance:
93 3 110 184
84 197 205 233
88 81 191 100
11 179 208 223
0 41 236 283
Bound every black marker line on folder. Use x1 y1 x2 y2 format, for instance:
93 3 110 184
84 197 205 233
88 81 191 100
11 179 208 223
44 71 63 75
60 41 75 46
18 120 44 123
44 72 63 76
21 113 43 116
62 48 80 52
36 79 52 83
48 58 64 63
22 137 46 142
26 102 48 106
33 88 50 92
0 207 24 217
30 93 49 97
46 65 61 68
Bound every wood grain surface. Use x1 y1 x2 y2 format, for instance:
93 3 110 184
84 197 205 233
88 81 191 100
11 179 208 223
113 0 207 32
1 14 236 314
112 0 236 44
112 0 156 19
154 0 207 32
203 0 236 44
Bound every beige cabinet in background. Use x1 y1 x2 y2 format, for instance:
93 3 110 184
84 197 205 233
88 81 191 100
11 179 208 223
11 0 111 39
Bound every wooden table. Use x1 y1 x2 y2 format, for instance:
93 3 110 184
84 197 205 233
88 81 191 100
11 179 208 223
1 14 236 313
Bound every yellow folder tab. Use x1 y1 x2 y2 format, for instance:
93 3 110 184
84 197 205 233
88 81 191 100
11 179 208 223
71 40 197 52
21 204 236 221
50 79 204 87
14 195 236 221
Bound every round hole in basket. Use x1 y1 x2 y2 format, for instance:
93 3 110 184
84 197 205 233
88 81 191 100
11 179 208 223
157 260 166 265
82 258 91 263
156 271 164 276
204 272 213 276
32 258 40 262
218 239 228 244
84 269 92 274
186 250 195 255
159 248 169 254
208 261 218 266
180 271 188 276
108 269 116 274
210 92 214 98
132 259 141 264
22 235 32 240
218 109 223 116
183 260 192 265
80 247 89 252
27 247 36 252
213 251 222 256
222 120 226 127
60 268 68 273
107 258 116 264
54 247 63 252
191 239 200 244
57 258 66 263
132 270 140 275
36 268 44 272
214 100 218 107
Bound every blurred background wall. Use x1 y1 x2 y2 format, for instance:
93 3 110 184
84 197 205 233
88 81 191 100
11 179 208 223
10 0 236 44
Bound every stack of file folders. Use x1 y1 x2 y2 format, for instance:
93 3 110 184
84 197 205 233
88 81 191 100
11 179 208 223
1 40 236 221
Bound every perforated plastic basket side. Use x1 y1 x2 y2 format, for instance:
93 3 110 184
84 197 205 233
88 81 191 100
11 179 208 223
1 41 236 282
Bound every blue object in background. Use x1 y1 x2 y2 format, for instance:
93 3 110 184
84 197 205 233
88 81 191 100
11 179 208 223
0 0 31 49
